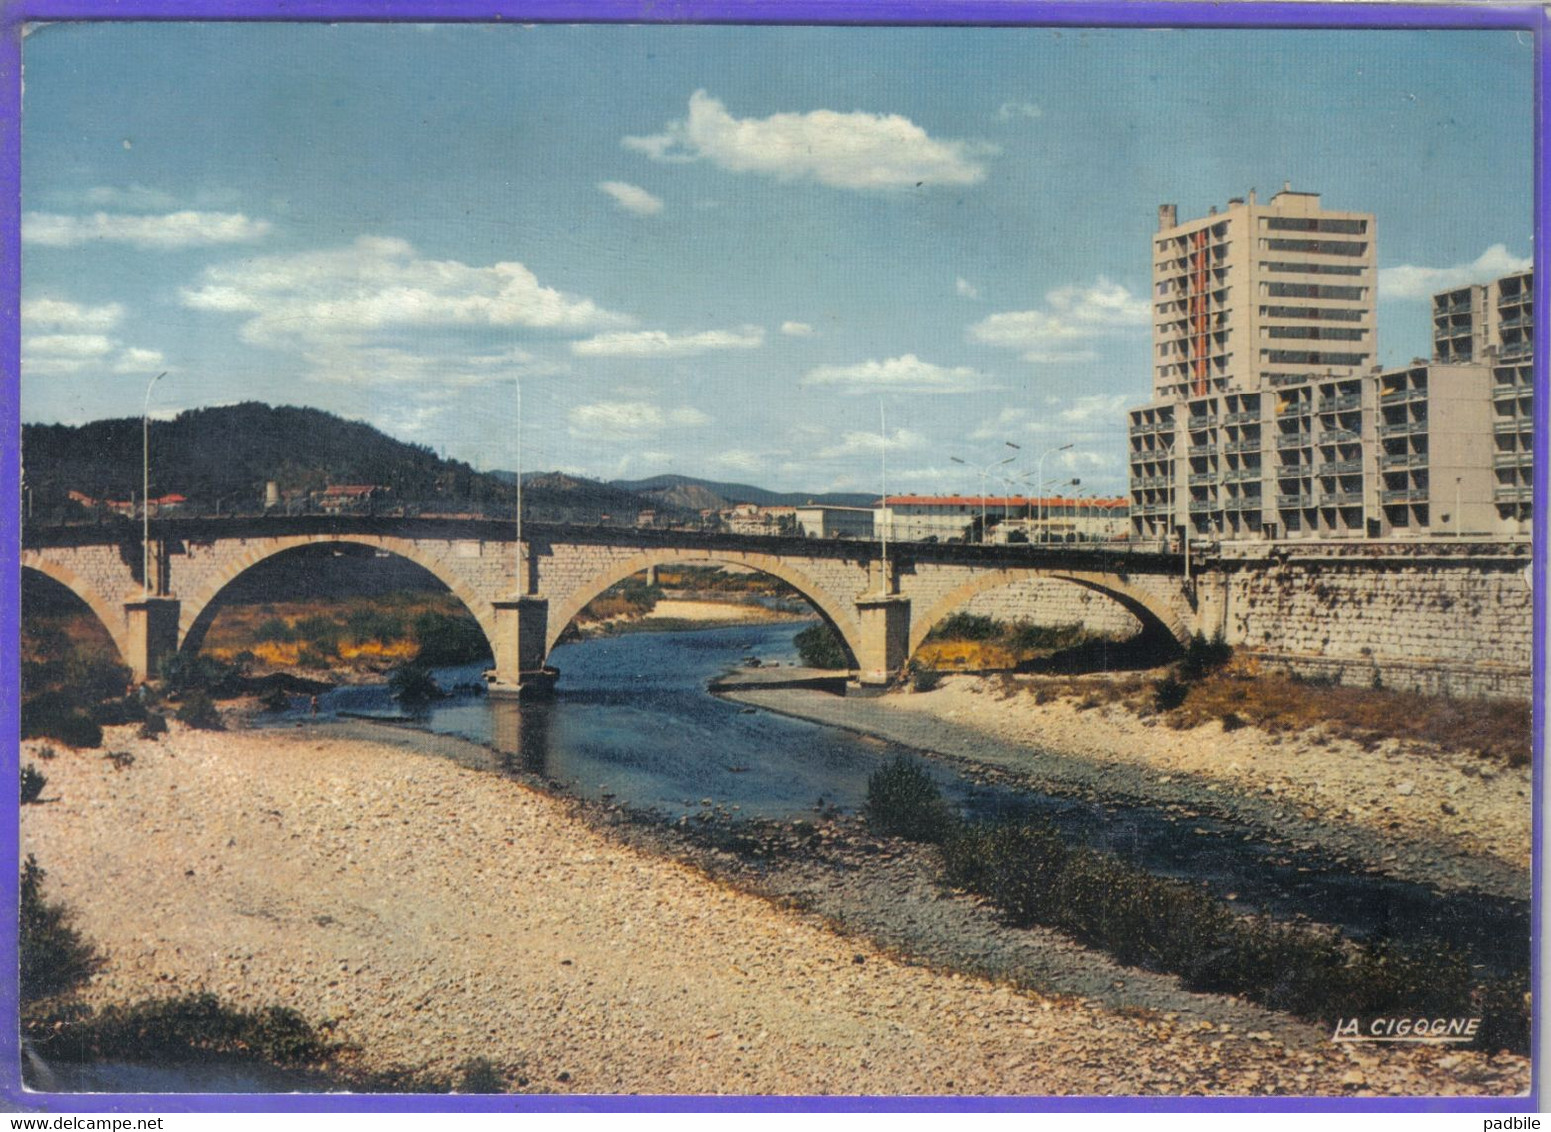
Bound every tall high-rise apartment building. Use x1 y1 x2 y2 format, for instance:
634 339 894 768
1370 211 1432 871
1129 185 1379 542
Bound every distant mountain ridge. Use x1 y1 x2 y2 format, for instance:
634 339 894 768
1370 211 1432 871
611 473 877 511
20 403 692 525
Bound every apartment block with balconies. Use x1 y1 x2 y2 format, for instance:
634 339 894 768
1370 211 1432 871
1129 185 1378 541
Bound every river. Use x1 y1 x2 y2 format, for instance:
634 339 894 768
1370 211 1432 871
275 619 1528 976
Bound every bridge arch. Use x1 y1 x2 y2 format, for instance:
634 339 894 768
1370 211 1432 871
177 534 502 663
546 548 863 669
906 568 1192 659
20 557 132 668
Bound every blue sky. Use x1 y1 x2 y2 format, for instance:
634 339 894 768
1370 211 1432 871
20 22 1534 497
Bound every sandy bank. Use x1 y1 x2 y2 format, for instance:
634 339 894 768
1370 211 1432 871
19 722 1526 1096
720 675 1530 900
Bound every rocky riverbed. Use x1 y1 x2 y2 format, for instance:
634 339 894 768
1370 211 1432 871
19 716 1530 1097
719 674 1532 902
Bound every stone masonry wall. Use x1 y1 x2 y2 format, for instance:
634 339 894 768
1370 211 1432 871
1214 555 1533 701
958 578 1143 638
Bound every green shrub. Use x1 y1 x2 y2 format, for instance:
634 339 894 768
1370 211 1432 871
139 712 169 740
1221 711 1246 732
1153 676 1189 712
91 694 148 727
388 663 442 708
33 745 57 761
176 690 224 730
23 992 330 1067
21 693 103 749
928 613 1000 642
937 814 1530 1052
254 617 297 644
20 765 46 805
1180 631 1233 681
942 823 1069 926
1005 621 1088 653
344 608 408 646
104 750 135 771
793 623 849 670
19 856 102 1003
412 611 491 666
910 665 944 693
864 756 956 843
159 653 245 696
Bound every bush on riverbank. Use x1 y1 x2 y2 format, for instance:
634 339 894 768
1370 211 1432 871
794 624 849 670
863 766 1529 1052
938 814 1530 1052
21 765 46 805
864 757 956 842
20 856 102 1003
20 692 104 749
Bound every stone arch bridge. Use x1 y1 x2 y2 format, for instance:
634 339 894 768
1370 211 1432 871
20 516 1199 694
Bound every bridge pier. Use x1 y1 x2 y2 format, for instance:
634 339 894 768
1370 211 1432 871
487 596 556 699
124 598 180 683
853 593 910 687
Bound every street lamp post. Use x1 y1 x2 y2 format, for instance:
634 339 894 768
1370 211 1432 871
142 371 167 598
1036 443 1074 542
950 447 1017 543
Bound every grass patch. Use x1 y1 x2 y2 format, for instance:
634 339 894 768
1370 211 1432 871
1166 671 1530 766
918 614 1113 672
864 756 955 842
20 856 103 1004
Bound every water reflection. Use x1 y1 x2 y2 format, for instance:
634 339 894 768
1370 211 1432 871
489 695 551 776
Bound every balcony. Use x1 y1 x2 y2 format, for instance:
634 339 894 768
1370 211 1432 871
1186 416 1218 431
1494 418 1531 435
1380 453 1429 470
1493 451 1534 469
1378 387 1428 404
1188 472 1217 486
1501 342 1533 361
1223 410 1258 425
1276 494 1314 508
1188 443 1218 456
1494 485 1534 504
1278 402 1313 418
1377 420 1427 438
1224 495 1262 511
1187 499 1218 514
1499 313 1533 329
1492 383 1531 403
1317 459 1363 476
1276 432 1312 450
1319 492 1364 507
1223 439 1260 454
1316 394 1363 413
1318 428 1362 445
1381 488 1429 505
1224 468 1261 483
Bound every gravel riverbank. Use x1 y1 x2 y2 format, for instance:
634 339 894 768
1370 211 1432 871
719 674 1531 902
19 719 1529 1097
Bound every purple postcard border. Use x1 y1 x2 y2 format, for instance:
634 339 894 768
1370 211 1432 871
0 0 1541 1115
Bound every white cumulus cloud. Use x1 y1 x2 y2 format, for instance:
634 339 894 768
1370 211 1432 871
969 277 1149 363
624 90 993 191
780 321 816 337
568 400 711 439
22 297 124 332
1379 244 1532 300
571 326 765 358
598 180 665 216
802 353 991 395
819 428 926 459
23 210 271 249
956 277 980 300
182 235 631 349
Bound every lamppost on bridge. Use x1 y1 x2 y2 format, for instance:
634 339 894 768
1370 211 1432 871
1035 443 1073 542
950 443 1018 543
142 371 167 598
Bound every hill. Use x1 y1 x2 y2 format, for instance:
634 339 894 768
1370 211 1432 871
611 474 877 512
20 403 688 525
